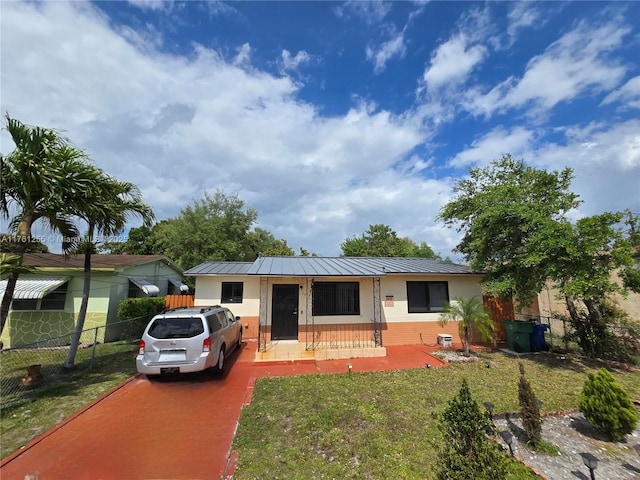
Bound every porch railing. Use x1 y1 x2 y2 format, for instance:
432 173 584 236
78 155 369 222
305 320 382 350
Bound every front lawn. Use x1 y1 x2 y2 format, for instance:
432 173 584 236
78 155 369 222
0 342 138 460
232 352 640 479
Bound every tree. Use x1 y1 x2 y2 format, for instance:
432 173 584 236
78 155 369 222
517 363 542 445
64 175 154 368
246 227 295 257
438 155 639 361
152 191 259 269
99 225 156 254
434 380 508 479
341 224 441 258
579 368 639 441
0 115 97 336
440 296 495 354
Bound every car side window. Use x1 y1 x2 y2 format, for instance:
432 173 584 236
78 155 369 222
207 315 221 333
226 311 235 323
217 312 228 328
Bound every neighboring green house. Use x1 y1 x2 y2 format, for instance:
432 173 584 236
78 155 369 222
0 254 188 348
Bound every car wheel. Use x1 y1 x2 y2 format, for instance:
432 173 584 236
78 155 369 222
215 345 225 374
237 328 243 349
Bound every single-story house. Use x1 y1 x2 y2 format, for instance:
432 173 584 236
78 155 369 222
0 253 188 348
185 256 486 359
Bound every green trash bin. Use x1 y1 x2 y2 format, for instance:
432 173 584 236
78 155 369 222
502 320 536 353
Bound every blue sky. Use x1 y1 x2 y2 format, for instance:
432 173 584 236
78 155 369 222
1 1 639 259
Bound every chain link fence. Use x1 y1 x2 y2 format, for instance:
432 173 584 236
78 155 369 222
0 317 145 407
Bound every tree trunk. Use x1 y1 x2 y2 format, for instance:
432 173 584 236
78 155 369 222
64 231 93 369
0 216 33 337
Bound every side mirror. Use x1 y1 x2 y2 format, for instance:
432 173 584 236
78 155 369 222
235 316 241 322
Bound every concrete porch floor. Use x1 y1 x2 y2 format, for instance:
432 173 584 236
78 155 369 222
254 340 387 362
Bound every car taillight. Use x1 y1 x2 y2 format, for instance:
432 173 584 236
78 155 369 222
138 340 145 355
203 337 211 353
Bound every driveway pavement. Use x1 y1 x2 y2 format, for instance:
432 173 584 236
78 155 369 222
0 341 445 480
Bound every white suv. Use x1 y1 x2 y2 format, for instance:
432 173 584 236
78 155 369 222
136 305 242 376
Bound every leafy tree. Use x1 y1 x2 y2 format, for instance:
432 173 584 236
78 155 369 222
247 227 295 256
142 191 258 269
0 115 97 336
64 175 154 368
440 296 495 354
434 380 508 479
579 368 639 441
438 154 639 361
99 225 157 255
341 224 440 258
517 363 542 445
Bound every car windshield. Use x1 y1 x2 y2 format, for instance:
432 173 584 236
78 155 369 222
148 317 205 339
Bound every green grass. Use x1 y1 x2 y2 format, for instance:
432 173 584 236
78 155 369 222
0 342 138 460
232 352 640 479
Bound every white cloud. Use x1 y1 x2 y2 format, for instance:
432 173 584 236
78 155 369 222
280 49 313 73
465 19 631 118
334 0 392 24
233 43 252 66
507 3 542 39
531 120 640 216
1 1 443 257
366 30 407 74
421 34 486 92
126 0 173 11
449 127 535 168
601 75 640 109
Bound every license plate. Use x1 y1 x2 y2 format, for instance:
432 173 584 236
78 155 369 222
161 367 179 374
159 349 186 362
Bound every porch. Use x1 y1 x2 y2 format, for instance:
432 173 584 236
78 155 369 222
254 339 386 362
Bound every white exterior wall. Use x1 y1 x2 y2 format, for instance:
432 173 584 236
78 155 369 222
380 274 485 323
193 275 261 317
192 274 484 326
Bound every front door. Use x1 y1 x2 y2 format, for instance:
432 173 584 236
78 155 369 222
271 284 299 340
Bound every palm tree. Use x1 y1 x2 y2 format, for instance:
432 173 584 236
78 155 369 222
64 176 154 368
440 296 496 354
0 115 93 335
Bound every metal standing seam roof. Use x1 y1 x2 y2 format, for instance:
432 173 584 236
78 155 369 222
185 257 477 277
0 276 70 300
184 262 255 276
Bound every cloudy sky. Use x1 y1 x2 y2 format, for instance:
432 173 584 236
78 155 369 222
2 1 639 259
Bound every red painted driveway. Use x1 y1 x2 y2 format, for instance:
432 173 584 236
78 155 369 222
1 342 445 480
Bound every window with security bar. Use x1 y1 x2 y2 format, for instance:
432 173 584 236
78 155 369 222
312 281 360 316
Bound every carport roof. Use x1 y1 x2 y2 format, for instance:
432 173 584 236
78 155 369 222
185 257 478 277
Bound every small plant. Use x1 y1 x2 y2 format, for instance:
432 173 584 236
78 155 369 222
518 362 542 446
579 368 639 441
434 379 508 479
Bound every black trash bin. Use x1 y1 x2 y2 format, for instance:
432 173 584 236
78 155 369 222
530 323 549 352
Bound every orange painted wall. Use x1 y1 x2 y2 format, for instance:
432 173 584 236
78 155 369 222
381 321 462 347
238 315 259 339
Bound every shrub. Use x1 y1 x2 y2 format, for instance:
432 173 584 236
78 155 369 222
434 380 508 479
578 368 639 441
117 297 166 338
518 362 542 445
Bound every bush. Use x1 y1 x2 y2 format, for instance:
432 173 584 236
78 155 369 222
518 363 542 445
578 368 639 441
117 297 166 338
434 380 508 479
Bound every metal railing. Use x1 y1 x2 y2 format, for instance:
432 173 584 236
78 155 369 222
0 317 143 407
306 320 383 350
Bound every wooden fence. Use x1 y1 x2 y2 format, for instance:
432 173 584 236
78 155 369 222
483 295 515 342
164 294 195 310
